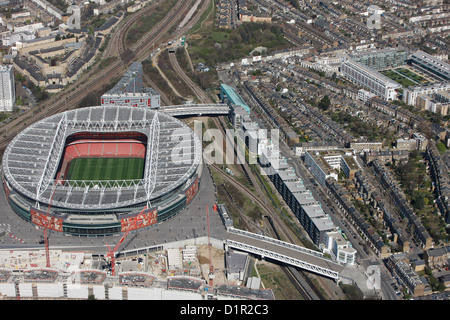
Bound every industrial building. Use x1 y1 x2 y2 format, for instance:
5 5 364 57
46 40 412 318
101 62 161 109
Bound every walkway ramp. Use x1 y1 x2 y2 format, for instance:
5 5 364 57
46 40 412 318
226 228 344 280
159 104 229 117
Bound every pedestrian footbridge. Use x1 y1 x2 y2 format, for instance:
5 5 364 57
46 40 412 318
226 228 344 280
159 104 229 117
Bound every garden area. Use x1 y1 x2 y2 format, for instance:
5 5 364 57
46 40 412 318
188 22 291 68
380 68 429 88
186 0 291 69
380 70 417 87
395 68 429 84
390 150 449 243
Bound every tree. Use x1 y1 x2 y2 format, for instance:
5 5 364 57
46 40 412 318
318 95 330 111
436 142 447 154
412 194 425 211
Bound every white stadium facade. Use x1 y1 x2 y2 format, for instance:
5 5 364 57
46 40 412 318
2 105 203 236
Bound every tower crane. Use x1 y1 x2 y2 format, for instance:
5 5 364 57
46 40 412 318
105 231 130 276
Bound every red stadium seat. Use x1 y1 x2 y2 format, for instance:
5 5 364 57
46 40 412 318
117 142 131 156
59 137 148 179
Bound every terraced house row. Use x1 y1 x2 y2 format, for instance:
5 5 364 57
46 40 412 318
370 160 433 250
325 177 390 258
425 140 450 224
354 170 412 254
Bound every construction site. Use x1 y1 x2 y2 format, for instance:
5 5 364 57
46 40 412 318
0 241 274 300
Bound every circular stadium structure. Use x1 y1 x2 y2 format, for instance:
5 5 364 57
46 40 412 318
2 106 203 236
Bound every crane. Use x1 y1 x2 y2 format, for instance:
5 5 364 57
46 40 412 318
43 173 62 268
105 230 130 276
206 205 214 287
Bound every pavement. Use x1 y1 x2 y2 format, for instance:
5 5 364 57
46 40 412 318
0 161 228 256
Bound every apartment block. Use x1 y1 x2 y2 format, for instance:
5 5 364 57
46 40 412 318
324 231 356 265
341 59 401 101
409 50 450 81
349 48 408 71
0 65 15 112
304 150 359 186
402 81 450 106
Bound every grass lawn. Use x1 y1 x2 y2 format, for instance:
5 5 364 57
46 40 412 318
395 68 429 84
380 70 417 87
67 157 145 182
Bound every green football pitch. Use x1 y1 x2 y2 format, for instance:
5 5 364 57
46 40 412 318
66 157 145 182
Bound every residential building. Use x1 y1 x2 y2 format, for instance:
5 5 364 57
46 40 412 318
425 140 450 223
402 81 450 106
326 177 390 258
395 138 417 151
395 133 427 151
357 89 376 104
0 65 15 112
293 141 339 157
349 141 383 154
363 149 409 165
409 50 450 81
424 246 450 269
324 231 357 265
2 31 36 46
304 150 339 186
228 104 251 130
385 253 431 297
304 150 359 185
341 59 402 101
349 48 408 71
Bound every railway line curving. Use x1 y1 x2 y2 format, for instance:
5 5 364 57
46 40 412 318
0 0 196 155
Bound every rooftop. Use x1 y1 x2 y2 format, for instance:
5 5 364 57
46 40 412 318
2 106 202 210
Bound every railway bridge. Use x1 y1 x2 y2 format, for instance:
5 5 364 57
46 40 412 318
159 104 229 117
226 227 345 281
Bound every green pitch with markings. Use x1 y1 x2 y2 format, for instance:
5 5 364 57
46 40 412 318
66 157 145 182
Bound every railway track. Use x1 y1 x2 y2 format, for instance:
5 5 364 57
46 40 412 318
167 42 301 246
142 72 172 106
163 13 329 300
0 0 195 155
140 0 212 105
168 51 210 103
103 0 165 59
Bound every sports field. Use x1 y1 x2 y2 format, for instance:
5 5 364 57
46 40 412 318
66 157 145 182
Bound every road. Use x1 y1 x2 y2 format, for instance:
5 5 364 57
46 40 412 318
165 45 337 300
0 0 219 251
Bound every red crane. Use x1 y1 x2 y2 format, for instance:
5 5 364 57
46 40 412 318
105 231 130 276
206 205 215 287
43 173 62 268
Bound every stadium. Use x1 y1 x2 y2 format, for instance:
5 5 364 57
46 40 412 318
2 105 203 236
